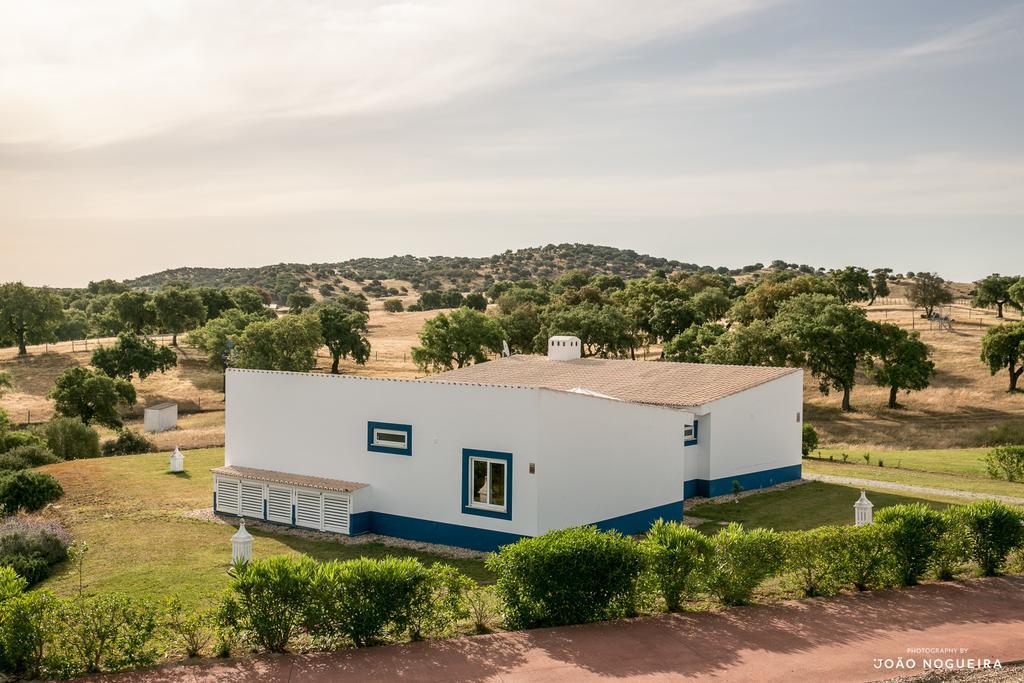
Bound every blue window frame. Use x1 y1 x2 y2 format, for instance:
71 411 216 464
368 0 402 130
461 449 512 520
684 418 699 447
367 421 412 456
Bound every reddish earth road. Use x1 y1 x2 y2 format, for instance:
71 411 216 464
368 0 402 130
99 576 1024 682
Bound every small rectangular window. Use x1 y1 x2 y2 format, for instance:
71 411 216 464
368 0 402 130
684 419 699 447
373 429 407 448
367 421 412 455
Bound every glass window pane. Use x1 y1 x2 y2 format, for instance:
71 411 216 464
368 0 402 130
473 460 488 504
376 431 406 445
489 462 505 507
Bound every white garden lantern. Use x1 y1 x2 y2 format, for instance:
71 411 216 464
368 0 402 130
854 490 874 526
169 446 185 473
231 520 253 565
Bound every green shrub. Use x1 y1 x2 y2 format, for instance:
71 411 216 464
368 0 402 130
985 446 1024 482
801 423 819 456
306 556 428 647
931 510 969 581
0 470 64 514
101 430 157 456
0 429 47 455
162 596 213 658
383 299 404 313
43 417 100 460
874 504 945 586
407 563 473 641
704 523 785 605
487 526 646 629
221 555 315 652
0 590 58 678
951 500 1024 576
0 445 61 471
47 593 158 676
0 565 25 602
784 526 848 597
0 555 50 587
640 519 712 610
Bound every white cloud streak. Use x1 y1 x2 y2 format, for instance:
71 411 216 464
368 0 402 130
0 0 769 146
607 5 1024 102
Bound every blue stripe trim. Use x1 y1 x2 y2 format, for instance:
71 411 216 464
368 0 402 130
684 464 802 499
368 511 525 552
367 421 413 456
461 449 513 521
593 500 684 535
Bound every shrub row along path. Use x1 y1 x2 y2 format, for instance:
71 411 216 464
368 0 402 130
803 472 1024 506
99 575 1024 682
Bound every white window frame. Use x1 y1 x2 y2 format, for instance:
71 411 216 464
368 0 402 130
683 424 694 438
372 427 408 449
468 456 508 513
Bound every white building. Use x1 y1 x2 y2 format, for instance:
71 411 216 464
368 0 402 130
214 336 803 551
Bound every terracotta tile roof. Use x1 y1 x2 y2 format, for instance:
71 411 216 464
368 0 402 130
212 466 368 493
423 355 799 408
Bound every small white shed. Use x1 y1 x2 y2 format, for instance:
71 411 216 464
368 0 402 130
144 403 178 433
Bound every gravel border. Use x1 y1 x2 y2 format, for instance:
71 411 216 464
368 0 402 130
181 508 487 560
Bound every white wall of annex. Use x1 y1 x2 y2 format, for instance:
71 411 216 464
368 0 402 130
225 369 542 537
703 371 803 480
535 391 686 533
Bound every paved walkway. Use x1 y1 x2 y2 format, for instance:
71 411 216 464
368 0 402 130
803 472 1024 506
100 576 1024 682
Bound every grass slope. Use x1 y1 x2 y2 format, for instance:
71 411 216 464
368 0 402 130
41 449 491 609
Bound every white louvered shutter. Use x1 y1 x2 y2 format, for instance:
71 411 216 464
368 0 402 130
240 481 264 519
267 486 293 524
215 478 240 514
322 494 350 534
295 491 322 530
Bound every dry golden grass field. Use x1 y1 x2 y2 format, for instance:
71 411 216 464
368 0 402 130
2 298 1022 451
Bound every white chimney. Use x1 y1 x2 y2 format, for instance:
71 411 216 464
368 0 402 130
548 336 582 361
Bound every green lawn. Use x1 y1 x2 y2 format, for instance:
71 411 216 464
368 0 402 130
803 458 1024 499
687 481 949 533
40 449 491 609
815 447 992 477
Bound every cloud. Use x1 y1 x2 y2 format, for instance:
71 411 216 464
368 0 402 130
0 0 768 147
606 5 1024 102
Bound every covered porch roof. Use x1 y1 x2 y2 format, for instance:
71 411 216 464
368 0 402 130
211 465 368 494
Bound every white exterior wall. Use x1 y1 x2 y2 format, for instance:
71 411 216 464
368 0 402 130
683 413 711 484
703 370 803 481
224 368 687 538
535 391 686 532
225 369 542 537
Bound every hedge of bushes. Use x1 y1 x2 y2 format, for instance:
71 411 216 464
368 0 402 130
0 516 72 587
2 500 1023 678
101 430 157 456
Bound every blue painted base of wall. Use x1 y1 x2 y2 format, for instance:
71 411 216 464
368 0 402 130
593 500 683 535
684 464 802 499
365 512 527 552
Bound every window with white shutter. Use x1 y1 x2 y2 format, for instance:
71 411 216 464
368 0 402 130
215 478 240 515
322 494 350 534
267 486 293 524
295 491 322 530
240 481 264 519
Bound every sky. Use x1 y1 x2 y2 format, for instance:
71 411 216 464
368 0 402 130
1 0 1022 287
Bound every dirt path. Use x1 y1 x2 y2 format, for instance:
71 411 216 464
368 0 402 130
803 472 1024 506
96 576 1024 682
